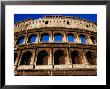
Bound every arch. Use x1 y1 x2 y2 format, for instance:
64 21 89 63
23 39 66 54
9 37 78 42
20 51 32 65
54 33 62 42
79 34 86 44
67 21 70 25
67 33 74 42
86 51 96 65
71 50 81 64
40 33 49 42
14 53 17 63
28 34 37 43
90 36 96 44
45 21 49 24
54 50 65 65
36 50 48 65
16 36 25 45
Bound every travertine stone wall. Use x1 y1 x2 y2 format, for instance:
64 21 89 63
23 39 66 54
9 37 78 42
14 16 97 76
14 31 96 46
14 16 97 33
14 47 97 70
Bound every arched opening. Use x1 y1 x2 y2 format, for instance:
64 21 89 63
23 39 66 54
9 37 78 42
71 50 81 64
28 34 36 43
14 53 17 63
86 51 95 65
40 33 49 42
45 21 49 24
54 50 65 65
91 36 96 44
79 34 86 44
20 51 32 65
54 33 62 42
67 33 74 42
36 50 48 65
67 21 70 25
16 36 25 45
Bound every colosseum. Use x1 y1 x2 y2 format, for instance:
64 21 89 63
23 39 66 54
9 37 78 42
14 15 97 76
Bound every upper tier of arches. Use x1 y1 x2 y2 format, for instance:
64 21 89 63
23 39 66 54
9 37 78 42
15 32 97 45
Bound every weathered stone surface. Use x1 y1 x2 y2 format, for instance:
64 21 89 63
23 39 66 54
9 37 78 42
14 15 97 76
15 69 97 76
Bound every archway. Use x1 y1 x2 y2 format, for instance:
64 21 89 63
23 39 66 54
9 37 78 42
16 36 25 45
86 51 96 65
40 33 49 42
36 50 48 65
54 33 62 42
67 33 74 42
71 50 81 64
28 34 36 43
90 36 96 44
54 50 65 65
20 51 32 65
79 34 86 44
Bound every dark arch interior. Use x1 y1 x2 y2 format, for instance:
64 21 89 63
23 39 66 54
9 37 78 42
67 33 74 42
45 21 49 24
91 36 96 44
28 34 36 43
54 50 65 65
86 51 95 65
14 53 17 63
20 51 32 65
71 50 80 64
79 34 86 44
67 21 70 24
54 33 62 42
36 50 48 65
16 36 25 45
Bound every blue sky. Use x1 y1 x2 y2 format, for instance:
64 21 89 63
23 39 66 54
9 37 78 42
14 14 97 24
15 14 97 43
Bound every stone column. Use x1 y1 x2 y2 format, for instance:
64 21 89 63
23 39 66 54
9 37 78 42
48 49 52 65
50 32 53 42
35 33 38 43
64 53 67 64
30 49 36 65
14 40 17 47
38 32 41 43
74 34 80 43
80 51 88 64
14 50 22 69
16 50 23 67
34 49 39 65
86 35 92 44
63 32 66 42
52 31 53 42
14 36 17 45
66 48 71 64
52 48 54 69
25 34 28 44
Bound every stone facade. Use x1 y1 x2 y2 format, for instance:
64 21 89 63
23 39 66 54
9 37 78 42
14 16 97 76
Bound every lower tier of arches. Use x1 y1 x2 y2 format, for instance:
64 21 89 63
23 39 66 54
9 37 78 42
14 47 97 76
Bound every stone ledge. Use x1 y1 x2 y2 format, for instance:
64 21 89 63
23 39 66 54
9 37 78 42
15 69 97 76
72 64 96 69
54 65 72 69
35 65 52 69
15 64 97 71
17 65 33 70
